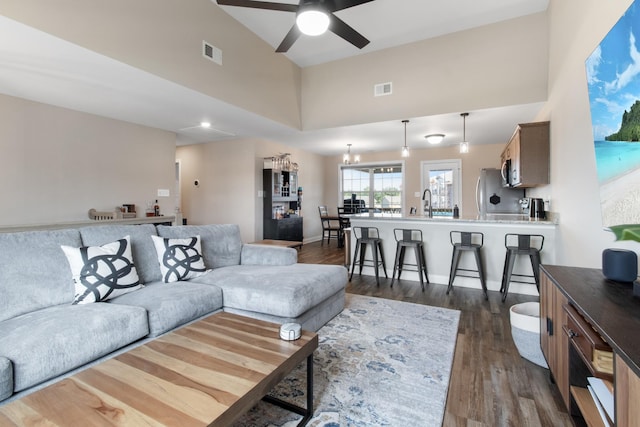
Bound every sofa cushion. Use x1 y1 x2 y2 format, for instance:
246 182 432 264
0 303 148 392
108 281 223 337
0 357 12 401
79 224 161 283
62 236 143 304
0 229 82 323
151 235 208 283
192 264 348 318
156 224 242 269
241 244 297 266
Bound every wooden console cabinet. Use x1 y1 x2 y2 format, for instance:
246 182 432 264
540 265 640 426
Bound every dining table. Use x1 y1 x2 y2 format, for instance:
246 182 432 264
321 214 350 248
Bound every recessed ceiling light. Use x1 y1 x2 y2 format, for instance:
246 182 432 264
200 121 211 128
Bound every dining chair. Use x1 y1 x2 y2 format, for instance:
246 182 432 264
318 206 341 245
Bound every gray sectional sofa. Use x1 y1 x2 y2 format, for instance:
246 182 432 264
0 223 347 404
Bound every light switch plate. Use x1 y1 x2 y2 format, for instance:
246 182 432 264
157 189 170 197
414 192 421 197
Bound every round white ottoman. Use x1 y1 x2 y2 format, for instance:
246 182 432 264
510 302 548 368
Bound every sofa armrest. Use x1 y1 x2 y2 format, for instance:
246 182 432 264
240 244 297 266
0 356 13 402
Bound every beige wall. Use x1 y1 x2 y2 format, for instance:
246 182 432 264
323 143 505 218
177 140 326 243
0 93 176 225
541 0 637 267
0 0 302 129
302 12 548 130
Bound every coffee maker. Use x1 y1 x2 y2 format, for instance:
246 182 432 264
529 198 545 219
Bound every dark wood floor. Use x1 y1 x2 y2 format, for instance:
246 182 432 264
297 240 572 427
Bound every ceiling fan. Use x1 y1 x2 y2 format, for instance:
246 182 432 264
216 0 374 53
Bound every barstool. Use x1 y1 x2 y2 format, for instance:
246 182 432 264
500 233 544 302
390 228 429 291
447 231 488 299
349 226 388 286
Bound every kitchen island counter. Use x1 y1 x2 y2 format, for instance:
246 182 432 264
348 212 557 226
349 213 556 297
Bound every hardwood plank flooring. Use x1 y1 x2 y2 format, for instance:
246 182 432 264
297 240 572 427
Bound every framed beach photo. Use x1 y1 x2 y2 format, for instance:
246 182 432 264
586 0 640 227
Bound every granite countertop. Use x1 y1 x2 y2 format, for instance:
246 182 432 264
348 212 558 225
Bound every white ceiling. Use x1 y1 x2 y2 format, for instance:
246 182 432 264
0 1 549 156
215 0 549 68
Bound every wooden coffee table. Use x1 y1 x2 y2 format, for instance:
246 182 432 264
0 312 318 426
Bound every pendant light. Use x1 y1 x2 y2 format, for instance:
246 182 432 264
401 119 410 157
459 112 470 154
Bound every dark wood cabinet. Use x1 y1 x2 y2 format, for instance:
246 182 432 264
264 216 303 241
263 169 303 241
501 121 550 187
540 269 570 409
540 265 640 426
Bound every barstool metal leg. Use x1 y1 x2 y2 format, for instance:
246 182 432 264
502 251 517 302
391 241 402 287
419 244 430 285
378 242 388 278
358 242 367 275
372 242 380 286
530 251 542 291
349 241 360 282
447 248 462 295
500 251 510 293
473 248 488 300
413 245 425 291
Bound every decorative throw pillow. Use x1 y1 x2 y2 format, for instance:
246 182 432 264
61 236 142 304
151 235 208 283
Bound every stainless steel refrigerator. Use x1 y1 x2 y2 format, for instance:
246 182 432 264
476 168 525 215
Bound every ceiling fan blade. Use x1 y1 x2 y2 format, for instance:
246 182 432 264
276 25 302 52
216 0 298 12
328 14 370 49
330 0 375 12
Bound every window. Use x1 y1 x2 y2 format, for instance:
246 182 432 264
341 163 404 213
420 160 461 217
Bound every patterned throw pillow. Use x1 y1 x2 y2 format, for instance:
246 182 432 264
61 236 142 304
151 235 208 283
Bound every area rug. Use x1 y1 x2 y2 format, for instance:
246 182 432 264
233 294 461 427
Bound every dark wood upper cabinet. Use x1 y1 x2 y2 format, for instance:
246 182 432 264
501 121 550 188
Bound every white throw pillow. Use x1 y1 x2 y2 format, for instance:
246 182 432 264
62 236 142 304
151 235 208 283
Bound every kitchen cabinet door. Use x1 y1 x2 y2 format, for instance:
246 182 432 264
504 121 550 188
540 268 569 408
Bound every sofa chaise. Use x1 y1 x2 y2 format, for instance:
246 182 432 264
0 223 346 404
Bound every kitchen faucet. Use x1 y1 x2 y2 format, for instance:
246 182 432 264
422 188 432 218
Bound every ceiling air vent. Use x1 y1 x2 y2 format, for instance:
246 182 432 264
202 41 222 65
374 82 392 97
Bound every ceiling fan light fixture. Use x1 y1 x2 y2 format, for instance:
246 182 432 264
424 133 445 144
296 9 330 36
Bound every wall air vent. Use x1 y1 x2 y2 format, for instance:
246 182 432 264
202 41 222 65
374 82 392 97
